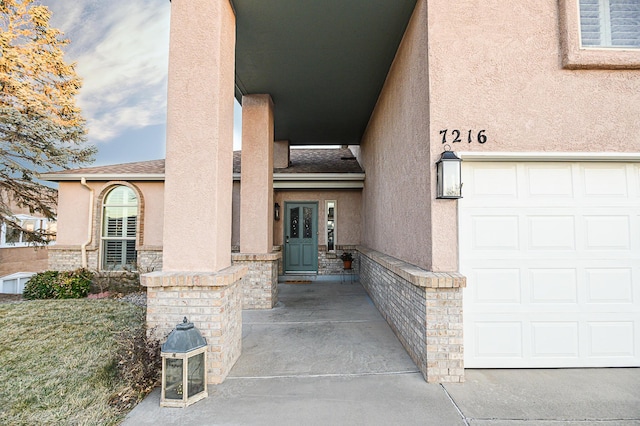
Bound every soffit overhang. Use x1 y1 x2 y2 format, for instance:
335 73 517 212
231 0 418 145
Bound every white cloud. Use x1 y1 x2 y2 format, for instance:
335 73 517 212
43 0 171 142
42 0 244 154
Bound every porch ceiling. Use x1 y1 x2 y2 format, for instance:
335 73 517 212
231 0 417 146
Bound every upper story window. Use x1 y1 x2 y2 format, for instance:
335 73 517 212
560 0 640 68
0 215 56 248
101 186 138 271
580 0 640 48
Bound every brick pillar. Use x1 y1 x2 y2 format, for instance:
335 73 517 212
144 269 247 384
142 0 246 384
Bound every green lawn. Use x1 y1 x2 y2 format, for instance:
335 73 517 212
0 299 154 426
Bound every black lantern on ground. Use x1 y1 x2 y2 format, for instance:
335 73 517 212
436 148 463 199
274 202 280 221
160 317 208 408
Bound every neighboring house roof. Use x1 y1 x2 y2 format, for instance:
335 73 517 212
40 149 365 189
40 159 166 181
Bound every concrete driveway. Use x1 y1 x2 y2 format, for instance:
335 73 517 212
123 280 640 425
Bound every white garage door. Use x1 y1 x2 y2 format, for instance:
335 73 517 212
460 161 640 368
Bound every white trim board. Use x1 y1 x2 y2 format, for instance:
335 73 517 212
459 152 640 162
40 173 165 181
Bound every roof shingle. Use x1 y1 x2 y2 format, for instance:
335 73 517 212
44 148 363 181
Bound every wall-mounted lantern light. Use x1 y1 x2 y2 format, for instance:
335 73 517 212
274 203 280 221
160 317 208 408
436 147 463 199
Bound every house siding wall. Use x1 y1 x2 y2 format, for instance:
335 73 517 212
426 0 640 270
428 0 640 155
0 191 53 277
273 190 362 247
0 247 48 276
359 0 433 271
361 0 640 272
51 181 164 271
55 181 164 249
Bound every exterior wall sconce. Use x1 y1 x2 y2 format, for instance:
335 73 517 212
436 147 463 199
160 317 208 408
274 203 280 221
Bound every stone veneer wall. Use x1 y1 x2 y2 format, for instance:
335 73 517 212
358 246 466 383
231 252 280 309
272 245 359 276
137 249 163 272
142 266 247 384
48 247 98 271
48 247 162 273
318 245 359 275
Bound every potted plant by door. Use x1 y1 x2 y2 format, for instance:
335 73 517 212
340 251 354 269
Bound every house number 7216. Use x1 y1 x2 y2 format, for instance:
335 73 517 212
439 129 487 144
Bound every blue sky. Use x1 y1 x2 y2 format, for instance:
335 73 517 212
42 0 242 167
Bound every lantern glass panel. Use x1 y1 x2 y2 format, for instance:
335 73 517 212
437 162 445 198
443 160 461 197
164 358 184 400
187 352 205 396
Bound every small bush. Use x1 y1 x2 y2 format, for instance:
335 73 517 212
91 270 142 295
109 326 161 410
56 268 93 299
22 270 59 300
90 261 160 295
23 269 93 300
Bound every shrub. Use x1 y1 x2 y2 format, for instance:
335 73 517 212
109 325 161 410
90 261 159 295
22 270 59 300
55 268 93 299
23 269 93 300
91 269 142 295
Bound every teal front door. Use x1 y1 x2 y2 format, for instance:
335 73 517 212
284 202 318 272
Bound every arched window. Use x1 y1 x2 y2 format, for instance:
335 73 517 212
102 186 138 270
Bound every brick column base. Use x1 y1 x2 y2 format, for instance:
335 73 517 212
141 265 247 384
231 252 280 309
358 246 466 383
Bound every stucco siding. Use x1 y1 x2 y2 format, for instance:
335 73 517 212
273 190 362 247
425 0 640 270
55 182 91 246
54 180 164 251
361 0 640 272
427 0 640 154
139 182 164 248
360 0 432 270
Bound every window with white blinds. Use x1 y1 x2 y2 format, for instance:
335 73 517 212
101 186 138 270
580 0 640 47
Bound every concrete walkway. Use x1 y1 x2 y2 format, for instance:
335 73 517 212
123 280 640 425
